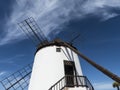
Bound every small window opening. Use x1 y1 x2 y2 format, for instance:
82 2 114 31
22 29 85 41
56 48 61 52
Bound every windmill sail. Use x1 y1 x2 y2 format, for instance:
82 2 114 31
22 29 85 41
0 63 32 90
18 17 48 46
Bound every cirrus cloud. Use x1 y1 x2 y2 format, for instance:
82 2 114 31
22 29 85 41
0 0 120 45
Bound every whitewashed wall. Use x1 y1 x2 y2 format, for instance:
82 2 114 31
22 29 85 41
28 45 83 90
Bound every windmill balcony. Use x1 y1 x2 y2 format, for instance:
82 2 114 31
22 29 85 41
49 75 94 90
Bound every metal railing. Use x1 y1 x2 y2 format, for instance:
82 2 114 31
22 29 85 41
49 75 94 90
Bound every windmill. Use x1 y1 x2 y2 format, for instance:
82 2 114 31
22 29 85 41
1 17 120 90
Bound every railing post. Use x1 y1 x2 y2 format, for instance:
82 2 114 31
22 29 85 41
75 76 79 87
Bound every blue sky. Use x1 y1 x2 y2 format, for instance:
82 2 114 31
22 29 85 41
0 0 120 90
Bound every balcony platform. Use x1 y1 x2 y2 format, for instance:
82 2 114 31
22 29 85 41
49 75 94 90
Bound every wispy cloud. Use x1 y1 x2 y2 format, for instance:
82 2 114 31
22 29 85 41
0 54 25 64
0 71 7 77
1 0 120 45
93 82 114 90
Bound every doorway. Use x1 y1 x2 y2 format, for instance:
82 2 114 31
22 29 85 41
64 61 75 87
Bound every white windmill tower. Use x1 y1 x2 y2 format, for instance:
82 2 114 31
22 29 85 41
28 39 94 90
1 17 120 90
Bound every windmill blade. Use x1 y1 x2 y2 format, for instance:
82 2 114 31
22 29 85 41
0 63 32 90
62 42 120 83
69 33 81 44
18 17 48 46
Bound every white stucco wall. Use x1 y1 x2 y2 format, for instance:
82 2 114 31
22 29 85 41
28 45 83 90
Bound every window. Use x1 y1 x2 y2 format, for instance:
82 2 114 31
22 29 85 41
56 48 61 52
